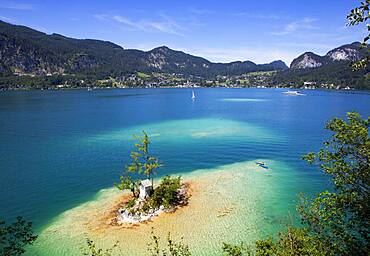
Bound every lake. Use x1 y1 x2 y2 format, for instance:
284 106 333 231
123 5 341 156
1 88 369 255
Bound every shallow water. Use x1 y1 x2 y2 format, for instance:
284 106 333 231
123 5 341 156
29 160 306 256
1 88 369 255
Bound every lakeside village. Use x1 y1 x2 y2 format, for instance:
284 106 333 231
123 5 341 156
56 71 355 90
2 70 355 91
111 131 190 225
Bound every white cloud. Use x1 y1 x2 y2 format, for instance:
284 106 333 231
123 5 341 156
94 14 185 36
271 18 318 35
187 8 288 20
0 3 34 10
112 15 141 29
233 13 288 20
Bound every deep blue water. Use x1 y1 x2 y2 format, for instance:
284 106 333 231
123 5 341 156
0 88 369 231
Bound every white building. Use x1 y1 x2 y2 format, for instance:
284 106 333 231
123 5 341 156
139 179 153 200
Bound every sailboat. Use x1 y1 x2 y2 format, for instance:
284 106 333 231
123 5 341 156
191 90 196 101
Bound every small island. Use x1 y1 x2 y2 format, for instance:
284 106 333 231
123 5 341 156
116 177 190 224
112 132 190 225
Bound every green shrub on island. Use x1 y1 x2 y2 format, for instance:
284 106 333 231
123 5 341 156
141 201 152 213
151 176 182 209
125 199 136 209
122 176 183 214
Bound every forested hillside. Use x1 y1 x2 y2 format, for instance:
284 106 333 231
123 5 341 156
0 20 368 90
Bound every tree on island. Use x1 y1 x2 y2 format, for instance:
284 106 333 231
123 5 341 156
0 217 38 256
136 131 162 187
115 131 161 197
115 175 138 198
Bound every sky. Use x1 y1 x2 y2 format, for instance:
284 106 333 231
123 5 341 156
0 0 367 65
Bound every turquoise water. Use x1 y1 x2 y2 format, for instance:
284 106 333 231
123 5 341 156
0 88 370 254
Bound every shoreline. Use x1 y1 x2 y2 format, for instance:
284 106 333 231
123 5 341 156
1 86 367 93
29 160 292 256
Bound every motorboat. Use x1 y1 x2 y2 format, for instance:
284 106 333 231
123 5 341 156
283 90 305 96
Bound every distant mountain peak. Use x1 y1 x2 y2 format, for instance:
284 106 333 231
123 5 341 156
266 60 288 69
150 45 172 53
290 42 367 69
290 52 323 69
326 42 362 62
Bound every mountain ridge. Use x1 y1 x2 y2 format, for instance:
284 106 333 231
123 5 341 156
0 20 288 78
0 20 368 90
